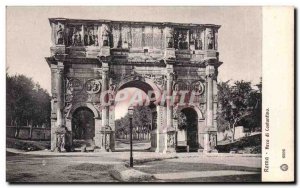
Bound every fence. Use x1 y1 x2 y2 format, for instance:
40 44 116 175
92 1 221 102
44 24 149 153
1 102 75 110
6 126 51 140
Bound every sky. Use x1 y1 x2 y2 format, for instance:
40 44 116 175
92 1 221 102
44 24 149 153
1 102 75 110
6 6 262 118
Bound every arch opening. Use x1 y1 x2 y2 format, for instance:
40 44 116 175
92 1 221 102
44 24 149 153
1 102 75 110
113 79 157 151
178 107 199 152
71 107 95 148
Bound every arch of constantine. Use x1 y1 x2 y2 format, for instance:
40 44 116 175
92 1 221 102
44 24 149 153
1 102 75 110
45 18 222 153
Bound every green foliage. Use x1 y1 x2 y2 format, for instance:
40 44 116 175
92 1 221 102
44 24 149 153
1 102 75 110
217 79 262 140
115 106 152 139
6 73 51 127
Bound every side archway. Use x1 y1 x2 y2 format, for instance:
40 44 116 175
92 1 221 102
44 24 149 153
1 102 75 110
66 102 100 119
175 105 205 151
175 105 204 120
65 102 101 150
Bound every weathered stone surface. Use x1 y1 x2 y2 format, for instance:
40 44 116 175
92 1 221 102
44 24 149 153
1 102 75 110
109 165 155 182
46 18 223 153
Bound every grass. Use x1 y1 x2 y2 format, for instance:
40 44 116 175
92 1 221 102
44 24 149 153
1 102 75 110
217 133 261 154
6 137 50 151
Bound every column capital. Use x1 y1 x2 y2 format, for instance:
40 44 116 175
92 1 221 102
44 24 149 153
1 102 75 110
101 62 110 73
56 62 64 74
166 71 175 81
205 65 218 79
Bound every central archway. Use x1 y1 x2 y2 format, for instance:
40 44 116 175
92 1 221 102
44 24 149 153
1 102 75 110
112 79 158 151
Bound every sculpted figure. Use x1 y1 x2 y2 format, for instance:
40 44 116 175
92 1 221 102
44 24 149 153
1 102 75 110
55 126 67 152
168 134 175 147
105 133 111 151
207 30 214 50
209 134 216 150
57 25 64 45
102 25 110 46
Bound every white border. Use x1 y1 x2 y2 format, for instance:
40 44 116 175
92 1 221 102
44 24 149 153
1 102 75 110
262 7 294 182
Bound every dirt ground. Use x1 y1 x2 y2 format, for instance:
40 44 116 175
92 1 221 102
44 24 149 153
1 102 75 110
6 139 262 183
6 151 120 183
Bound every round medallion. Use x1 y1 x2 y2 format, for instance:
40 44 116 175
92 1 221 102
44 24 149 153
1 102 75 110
85 79 101 94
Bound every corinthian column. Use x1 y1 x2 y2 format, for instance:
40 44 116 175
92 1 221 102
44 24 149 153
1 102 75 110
163 63 176 153
101 62 110 150
206 65 214 129
101 62 109 127
56 62 64 127
166 64 174 128
203 64 218 153
52 62 66 152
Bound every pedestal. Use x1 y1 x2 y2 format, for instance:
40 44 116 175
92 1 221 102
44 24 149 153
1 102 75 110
53 126 67 152
163 127 176 153
100 126 113 152
203 129 218 154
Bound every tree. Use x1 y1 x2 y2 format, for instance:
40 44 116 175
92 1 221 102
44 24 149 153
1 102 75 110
115 106 152 140
217 80 261 142
6 73 51 127
242 79 262 132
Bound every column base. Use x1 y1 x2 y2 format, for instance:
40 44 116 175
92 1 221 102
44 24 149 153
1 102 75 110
163 147 176 154
198 149 204 153
101 147 112 152
93 147 102 152
52 147 66 153
155 147 160 153
94 147 112 152
203 149 218 154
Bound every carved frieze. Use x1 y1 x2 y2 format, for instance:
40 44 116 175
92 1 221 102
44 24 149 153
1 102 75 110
64 103 72 118
67 25 83 46
84 25 99 46
65 78 74 103
167 133 175 147
174 29 189 50
110 70 166 90
199 103 206 118
173 80 205 94
67 78 83 91
213 94 218 103
73 92 88 102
